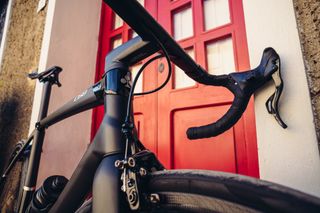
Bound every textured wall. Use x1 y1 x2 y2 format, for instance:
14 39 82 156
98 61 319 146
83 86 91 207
0 0 46 211
293 0 320 145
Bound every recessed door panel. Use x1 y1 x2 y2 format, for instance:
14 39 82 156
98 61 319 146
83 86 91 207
173 105 236 172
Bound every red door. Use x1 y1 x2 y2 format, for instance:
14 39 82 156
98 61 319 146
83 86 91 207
94 0 259 177
93 0 159 153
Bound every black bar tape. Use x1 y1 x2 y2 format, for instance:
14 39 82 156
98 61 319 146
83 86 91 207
186 95 250 140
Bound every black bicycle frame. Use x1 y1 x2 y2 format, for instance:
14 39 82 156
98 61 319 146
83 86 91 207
14 0 219 211
17 0 215 211
17 75 104 211
15 36 157 212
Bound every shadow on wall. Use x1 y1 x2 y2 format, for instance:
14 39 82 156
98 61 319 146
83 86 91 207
0 0 47 211
0 93 24 213
0 94 19 172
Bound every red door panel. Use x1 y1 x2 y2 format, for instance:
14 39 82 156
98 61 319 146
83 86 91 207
95 0 259 177
156 0 258 177
92 1 159 155
173 104 236 172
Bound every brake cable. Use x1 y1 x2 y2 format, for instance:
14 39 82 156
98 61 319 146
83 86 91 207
118 35 172 210
124 36 172 124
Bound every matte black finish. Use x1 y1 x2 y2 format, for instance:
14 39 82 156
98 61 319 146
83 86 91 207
3 78 104 212
48 142 101 212
28 66 62 87
39 82 104 129
50 68 130 212
92 154 129 212
4 1 292 212
19 82 52 213
105 36 157 71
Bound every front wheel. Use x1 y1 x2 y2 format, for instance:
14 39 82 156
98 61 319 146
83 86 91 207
143 170 320 212
77 170 320 212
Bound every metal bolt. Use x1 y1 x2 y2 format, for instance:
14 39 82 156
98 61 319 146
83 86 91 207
115 160 123 168
158 63 165 73
139 168 147 176
128 157 136 167
128 178 135 187
120 78 127 84
149 193 160 203
125 73 131 81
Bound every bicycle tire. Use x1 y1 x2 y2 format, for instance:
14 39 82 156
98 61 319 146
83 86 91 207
76 170 320 213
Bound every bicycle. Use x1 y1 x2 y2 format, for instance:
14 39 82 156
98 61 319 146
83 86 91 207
1 0 320 212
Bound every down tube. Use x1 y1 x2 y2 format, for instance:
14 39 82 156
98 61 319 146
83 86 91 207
50 67 129 212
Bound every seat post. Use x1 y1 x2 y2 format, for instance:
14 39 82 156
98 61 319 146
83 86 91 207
19 68 61 212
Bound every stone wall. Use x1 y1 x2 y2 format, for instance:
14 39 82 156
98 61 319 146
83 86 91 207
0 0 46 211
293 0 320 146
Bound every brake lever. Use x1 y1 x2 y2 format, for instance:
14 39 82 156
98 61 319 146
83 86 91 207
265 59 287 128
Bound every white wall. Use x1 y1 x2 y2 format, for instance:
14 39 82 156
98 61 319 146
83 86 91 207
29 0 56 134
29 0 101 185
243 0 320 197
